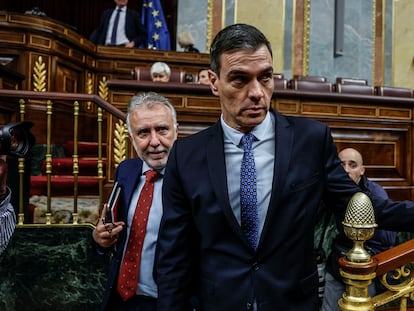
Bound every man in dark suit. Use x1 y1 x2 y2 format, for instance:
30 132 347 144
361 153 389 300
155 23 414 311
93 92 178 310
90 0 147 48
322 148 396 310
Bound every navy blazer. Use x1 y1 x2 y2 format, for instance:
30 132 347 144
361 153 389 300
90 8 147 47
156 110 414 311
100 158 143 310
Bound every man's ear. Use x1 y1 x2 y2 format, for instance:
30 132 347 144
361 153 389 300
174 123 179 138
208 70 219 96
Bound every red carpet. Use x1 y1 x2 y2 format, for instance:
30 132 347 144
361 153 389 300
30 176 101 196
30 141 107 196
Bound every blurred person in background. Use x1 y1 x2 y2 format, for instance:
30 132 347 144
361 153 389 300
151 62 171 82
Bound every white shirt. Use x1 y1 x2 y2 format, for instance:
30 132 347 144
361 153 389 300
105 6 129 45
221 112 275 240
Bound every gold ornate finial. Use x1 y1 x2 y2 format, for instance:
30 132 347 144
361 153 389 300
342 192 377 263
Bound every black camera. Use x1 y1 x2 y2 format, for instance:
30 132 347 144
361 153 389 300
0 121 35 157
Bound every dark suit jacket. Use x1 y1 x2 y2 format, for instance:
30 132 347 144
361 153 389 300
90 8 147 47
156 110 414 311
99 158 143 310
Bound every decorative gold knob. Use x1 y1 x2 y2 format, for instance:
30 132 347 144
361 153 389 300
342 192 377 263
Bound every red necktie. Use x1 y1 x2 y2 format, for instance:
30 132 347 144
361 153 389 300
117 170 159 301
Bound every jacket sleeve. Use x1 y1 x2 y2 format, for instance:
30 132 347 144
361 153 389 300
127 10 147 48
156 142 196 311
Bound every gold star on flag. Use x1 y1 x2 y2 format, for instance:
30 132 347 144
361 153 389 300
152 9 159 18
148 43 154 49
155 20 162 28
148 2 153 8
152 33 160 41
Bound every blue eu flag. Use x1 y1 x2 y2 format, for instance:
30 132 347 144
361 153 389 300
141 0 171 50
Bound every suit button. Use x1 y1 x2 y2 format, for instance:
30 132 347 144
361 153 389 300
252 262 260 271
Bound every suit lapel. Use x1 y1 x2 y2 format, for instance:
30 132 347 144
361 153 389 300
206 122 242 233
206 114 296 249
118 158 143 221
259 112 293 249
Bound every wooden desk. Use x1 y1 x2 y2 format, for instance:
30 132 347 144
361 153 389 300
0 11 210 93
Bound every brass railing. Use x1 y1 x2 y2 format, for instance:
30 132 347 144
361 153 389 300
0 89 126 225
339 192 414 310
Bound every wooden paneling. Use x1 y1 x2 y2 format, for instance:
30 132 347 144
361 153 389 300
0 12 210 93
332 127 409 182
106 80 414 201
0 12 413 202
2 0 177 46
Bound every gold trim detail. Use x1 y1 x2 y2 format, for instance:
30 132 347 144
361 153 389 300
113 120 127 168
18 99 26 225
32 55 47 92
97 107 104 209
372 0 376 84
381 263 414 291
72 101 79 223
98 76 108 101
45 99 53 221
302 0 310 75
371 263 414 308
85 72 94 112
206 0 214 52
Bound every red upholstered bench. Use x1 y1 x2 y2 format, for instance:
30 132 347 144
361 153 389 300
30 176 101 196
64 141 107 157
40 158 107 176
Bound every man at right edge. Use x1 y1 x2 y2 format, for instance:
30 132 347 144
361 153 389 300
156 23 414 311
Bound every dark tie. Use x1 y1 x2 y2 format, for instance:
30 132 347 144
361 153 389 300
240 133 259 249
117 170 159 301
110 8 121 45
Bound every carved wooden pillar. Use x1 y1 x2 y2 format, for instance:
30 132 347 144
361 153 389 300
206 0 223 52
292 0 310 77
372 0 385 87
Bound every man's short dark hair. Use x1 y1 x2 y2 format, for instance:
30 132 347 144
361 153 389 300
209 23 273 76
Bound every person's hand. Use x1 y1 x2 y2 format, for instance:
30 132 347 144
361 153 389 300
93 203 125 248
0 155 7 197
125 41 135 48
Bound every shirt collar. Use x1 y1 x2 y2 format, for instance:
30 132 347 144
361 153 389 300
142 161 165 176
115 6 126 13
221 111 272 146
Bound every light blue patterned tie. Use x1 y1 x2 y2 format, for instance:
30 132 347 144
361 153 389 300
240 133 258 249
